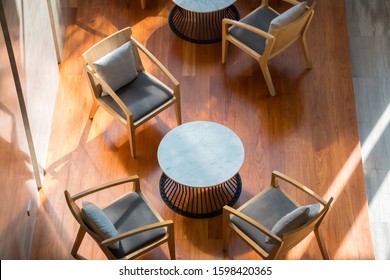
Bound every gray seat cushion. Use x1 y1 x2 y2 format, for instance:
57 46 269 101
229 7 278 55
231 187 297 253
103 192 166 259
101 72 174 122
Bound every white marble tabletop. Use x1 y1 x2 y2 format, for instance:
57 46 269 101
158 121 244 188
172 0 236 13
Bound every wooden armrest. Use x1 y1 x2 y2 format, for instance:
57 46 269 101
223 205 281 244
222 18 275 41
131 38 179 88
72 175 140 201
283 0 301 6
271 170 328 205
284 0 316 10
100 220 173 247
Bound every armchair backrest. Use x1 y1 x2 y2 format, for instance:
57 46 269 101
82 27 144 98
268 2 315 59
83 27 131 69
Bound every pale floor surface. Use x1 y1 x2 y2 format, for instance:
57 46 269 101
345 0 390 259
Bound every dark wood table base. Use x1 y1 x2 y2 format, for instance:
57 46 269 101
159 172 242 218
168 5 240 44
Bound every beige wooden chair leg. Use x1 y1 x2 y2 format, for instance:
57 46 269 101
71 227 86 257
175 102 182 125
259 61 276 96
140 0 146 9
314 228 330 260
127 123 136 158
221 36 229 64
167 224 176 260
222 208 231 252
89 101 99 119
301 35 313 69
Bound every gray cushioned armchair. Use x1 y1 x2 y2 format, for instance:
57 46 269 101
65 175 175 260
223 170 333 259
222 0 316 96
82 27 181 158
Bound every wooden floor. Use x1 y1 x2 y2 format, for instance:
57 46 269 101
31 0 375 260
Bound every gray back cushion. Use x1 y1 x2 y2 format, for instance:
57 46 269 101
268 1 307 34
265 203 320 243
93 41 138 95
81 201 120 249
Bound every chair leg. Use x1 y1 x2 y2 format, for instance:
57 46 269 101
89 101 99 120
314 228 330 260
127 123 136 159
301 35 313 69
221 36 228 64
222 208 231 252
71 227 86 257
140 0 146 9
175 102 182 125
259 61 276 96
167 224 176 260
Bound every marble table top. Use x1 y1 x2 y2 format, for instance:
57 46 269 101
158 121 244 188
172 0 236 13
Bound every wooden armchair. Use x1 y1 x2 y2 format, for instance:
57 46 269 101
64 176 175 260
222 0 316 96
223 170 333 259
82 27 181 158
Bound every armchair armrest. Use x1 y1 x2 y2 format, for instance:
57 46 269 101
72 175 141 201
223 205 281 246
283 0 316 9
271 170 328 205
131 38 179 88
100 220 173 248
283 0 301 6
222 18 275 41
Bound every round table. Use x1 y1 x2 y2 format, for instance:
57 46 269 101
168 0 240 44
157 121 244 218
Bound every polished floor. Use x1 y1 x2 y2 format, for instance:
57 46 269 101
346 0 390 259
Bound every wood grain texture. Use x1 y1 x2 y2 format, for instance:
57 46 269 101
30 0 374 260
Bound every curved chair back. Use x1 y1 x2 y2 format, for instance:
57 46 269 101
268 3 315 59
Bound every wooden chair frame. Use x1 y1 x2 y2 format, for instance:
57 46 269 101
223 170 333 260
64 175 175 260
82 27 181 158
222 0 316 96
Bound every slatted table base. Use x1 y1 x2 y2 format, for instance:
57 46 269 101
168 5 240 44
159 173 242 218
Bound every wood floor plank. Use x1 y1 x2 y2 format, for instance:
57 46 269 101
31 0 375 260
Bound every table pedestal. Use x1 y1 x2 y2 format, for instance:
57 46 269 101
168 5 240 44
160 173 242 218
